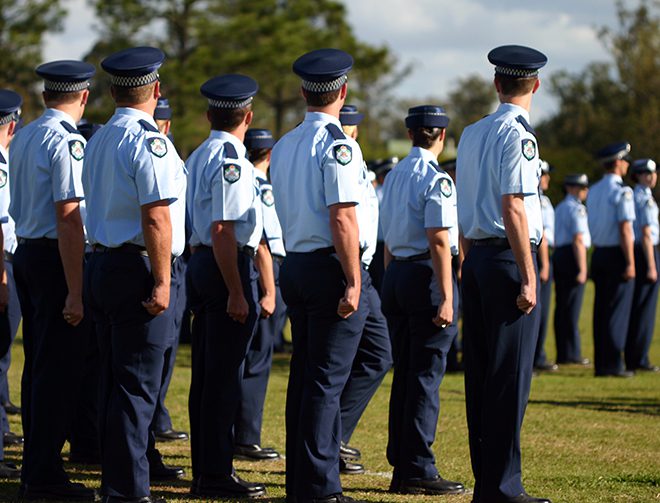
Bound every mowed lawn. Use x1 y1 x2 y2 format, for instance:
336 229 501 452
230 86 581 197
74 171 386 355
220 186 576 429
1 282 658 502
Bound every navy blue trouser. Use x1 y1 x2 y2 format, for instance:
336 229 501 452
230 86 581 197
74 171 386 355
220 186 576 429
534 260 552 367
188 247 259 479
552 246 586 363
0 260 20 437
625 246 659 370
281 252 368 500
0 287 10 461
85 251 174 498
13 242 87 486
462 245 540 501
381 259 456 480
235 258 287 446
340 266 391 445
591 247 634 375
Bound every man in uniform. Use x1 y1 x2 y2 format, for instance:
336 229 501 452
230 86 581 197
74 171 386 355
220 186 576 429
83 46 186 503
456 45 551 503
587 142 636 377
10 60 96 501
186 74 269 498
270 48 369 503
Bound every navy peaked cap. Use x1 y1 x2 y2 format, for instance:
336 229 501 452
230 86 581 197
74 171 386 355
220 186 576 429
373 157 398 176
154 98 172 120
564 173 589 187
339 104 364 126
77 122 103 141
596 141 631 163
102 47 164 87
405 105 450 129
36 60 95 92
293 49 353 93
631 158 656 174
201 74 258 109
245 128 275 150
488 45 547 78
0 90 22 125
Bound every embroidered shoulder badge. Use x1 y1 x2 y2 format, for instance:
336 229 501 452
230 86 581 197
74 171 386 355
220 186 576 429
0 169 7 188
148 137 168 158
624 189 633 200
334 144 353 166
521 138 536 161
578 206 587 217
223 164 241 183
261 188 275 207
440 178 453 197
69 140 85 161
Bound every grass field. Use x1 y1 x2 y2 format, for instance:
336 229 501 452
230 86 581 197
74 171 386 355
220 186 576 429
1 282 659 502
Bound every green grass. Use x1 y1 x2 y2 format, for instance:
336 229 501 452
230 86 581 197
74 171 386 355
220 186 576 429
1 282 659 502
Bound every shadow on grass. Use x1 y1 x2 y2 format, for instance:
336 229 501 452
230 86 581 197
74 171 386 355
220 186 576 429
530 396 660 416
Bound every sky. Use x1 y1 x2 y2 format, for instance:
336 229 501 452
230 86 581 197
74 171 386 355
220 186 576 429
44 0 638 121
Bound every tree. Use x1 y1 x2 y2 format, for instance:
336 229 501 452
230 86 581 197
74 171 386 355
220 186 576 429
445 74 497 143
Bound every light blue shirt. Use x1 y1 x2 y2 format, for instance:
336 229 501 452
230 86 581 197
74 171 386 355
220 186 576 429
633 184 659 245
586 174 635 247
540 193 555 247
255 170 285 257
186 130 263 250
358 175 379 266
270 112 364 253
381 146 458 258
83 107 187 256
554 194 591 248
9 108 85 239
456 102 543 244
0 145 16 253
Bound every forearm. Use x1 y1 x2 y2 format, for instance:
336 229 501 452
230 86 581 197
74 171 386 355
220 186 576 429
0 227 5 282
212 222 243 296
572 235 587 275
384 245 392 269
538 236 549 278
330 205 361 289
643 228 656 274
57 212 85 296
502 196 536 286
142 206 172 287
429 230 453 304
619 221 635 268
255 240 275 297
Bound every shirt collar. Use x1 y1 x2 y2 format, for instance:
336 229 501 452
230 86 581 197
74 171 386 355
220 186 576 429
605 173 623 184
45 108 77 128
0 144 7 164
566 194 581 204
496 102 530 123
304 111 341 128
115 107 159 129
635 183 652 195
409 146 439 166
209 130 247 158
254 170 267 181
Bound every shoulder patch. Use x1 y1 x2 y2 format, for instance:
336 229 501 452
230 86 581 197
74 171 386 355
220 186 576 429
69 139 85 161
138 119 159 133
60 121 80 135
521 138 536 161
334 144 353 166
223 142 238 159
261 187 275 207
578 206 587 217
223 163 241 183
624 188 633 200
325 123 345 141
0 169 7 188
147 137 168 158
516 115 536 135
0 151 5 164
439 178 453 198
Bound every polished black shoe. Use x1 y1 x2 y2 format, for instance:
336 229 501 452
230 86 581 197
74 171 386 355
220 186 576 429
234 443 280 461
596 370 634 378
2 400 20 415
4 431 24 445
102 497 167 503
393 475 465 495
339 442 361 461
150 462 185 481
497 492 552 503
0 461 20 479
153 429 188 442
534 362 558 372
339 458 365 475
22 481 97 501
193 473 266 498
634 364 660 372
310 494 366 503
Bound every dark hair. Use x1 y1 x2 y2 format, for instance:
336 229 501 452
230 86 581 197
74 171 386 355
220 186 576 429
43 89 85 106
495 75 537 97
410 127 443 149
111 82 157 105
304 88 341 107
248 147 270 164
208 105 251 132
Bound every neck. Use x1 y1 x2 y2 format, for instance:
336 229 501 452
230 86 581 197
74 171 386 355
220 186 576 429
50 104 81 123
253 159 269 175
0 133 9 151
500 93 533 113
307 103 342 119
119 100 157 117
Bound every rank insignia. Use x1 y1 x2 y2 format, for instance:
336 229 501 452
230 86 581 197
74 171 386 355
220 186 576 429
522 139 536 161
69 140 85 161
0 169 6 188
224 164 241 183
148 137 168 158
334 144 353 166
261 188 275 207
440 178 453 197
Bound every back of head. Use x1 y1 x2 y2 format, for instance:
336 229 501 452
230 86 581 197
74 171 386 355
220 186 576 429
488 45 547 98
405 105 450 149
293 48 353 109
201 74 258 133
36 60 95 108
244 128 274 164
101 46 165 106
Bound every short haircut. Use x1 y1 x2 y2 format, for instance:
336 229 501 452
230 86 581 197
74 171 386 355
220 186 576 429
248 147 271 164
602 160 618 171
304 88 341 107
43 89 85 106
111 82 157 105
495 75 537 97
410 127 443 149
208 105 251 132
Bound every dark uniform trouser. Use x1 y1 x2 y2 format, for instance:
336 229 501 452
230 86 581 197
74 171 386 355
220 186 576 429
591 247 635 375
339 266 391 445
188 247 259 479
281 252 368 500
85 251 173 498
13 242 87 486
381 259 456 480
235 258 287 446
625 245 659 369
552 245 586 363
0 260 20 437
534 260 552 367
462 245 540 501
0 288 11 461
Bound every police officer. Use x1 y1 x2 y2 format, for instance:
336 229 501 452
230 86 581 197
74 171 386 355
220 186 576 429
10 60 95 501
457 45 551 503
234 128 285 462
626 159 659 372
0 89 21 480
553 174 591 365
338 105 392 475
186 74 269 498
380 105 464 496
587 142 636 377
270 48 369 503
83 47 186 503
370 157 398 292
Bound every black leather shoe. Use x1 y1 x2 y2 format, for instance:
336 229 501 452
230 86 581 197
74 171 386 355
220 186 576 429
339 458 365 475
150 462 185 481
102 497 167 503
394 475 465 495
153 429 188 442
534 362 558 372
4 431 24 445
596 370 634 378
23 481 97 501
2 401 20 415
309 495 366 503
234 443 280 461
339 442 361 461
193 473 266 498
0 461 20 479
634 364 659 372
497 492 552 503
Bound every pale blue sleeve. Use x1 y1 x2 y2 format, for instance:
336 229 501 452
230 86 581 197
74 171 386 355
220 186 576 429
322 139 363 207
499 129 539 196
211 158 251 222
50 135 85 203
424 176 457 229
574 206 589 236
134 133 180 206
616 187 635 222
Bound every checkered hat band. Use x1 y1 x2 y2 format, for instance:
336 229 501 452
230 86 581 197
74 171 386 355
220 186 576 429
44 79 90 92
0 113 16 126
110 70 159 88
302 74 347 93
495 66 538 78
407 111 447 117
249 133 272 139
208 96 253 109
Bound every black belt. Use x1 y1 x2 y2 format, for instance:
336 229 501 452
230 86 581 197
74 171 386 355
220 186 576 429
472 238 538 253
393 251 431 262
3 251 13 263
193 244 257 258
312 246 366 258
93 243 148 257
17 237 58 248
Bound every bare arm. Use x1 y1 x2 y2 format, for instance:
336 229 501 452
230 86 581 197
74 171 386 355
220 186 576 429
642 226 657 282
0 226 6 313
141 201 172 316
56 200 85 325
572 233 588 284
329 202 361 318
538 234 550 283
502 194 536 314
427 227 453 327
619 220 635 281
211 221 248 323
384 245 393 270
255 240 276 318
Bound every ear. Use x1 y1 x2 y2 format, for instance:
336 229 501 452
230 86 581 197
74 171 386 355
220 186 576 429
206 110 211 123
532 78 541 94
407 129 414 141
301 88 307 100
245 110 254 127
81 89 90 106
110 86 117 100
438 128 447 142
339 83 348 100
154 81 161 100
266 149 272 163
493 76 502 94
7 121 16 137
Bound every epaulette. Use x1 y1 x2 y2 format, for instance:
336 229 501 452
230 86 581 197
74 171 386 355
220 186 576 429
516 115 536 135
223 142 238 159
429 160 440 172
325 123 345 141
138 119 159 133
0 152 5 164
60 121 80 135
616 181 624 187
256 176 269 187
